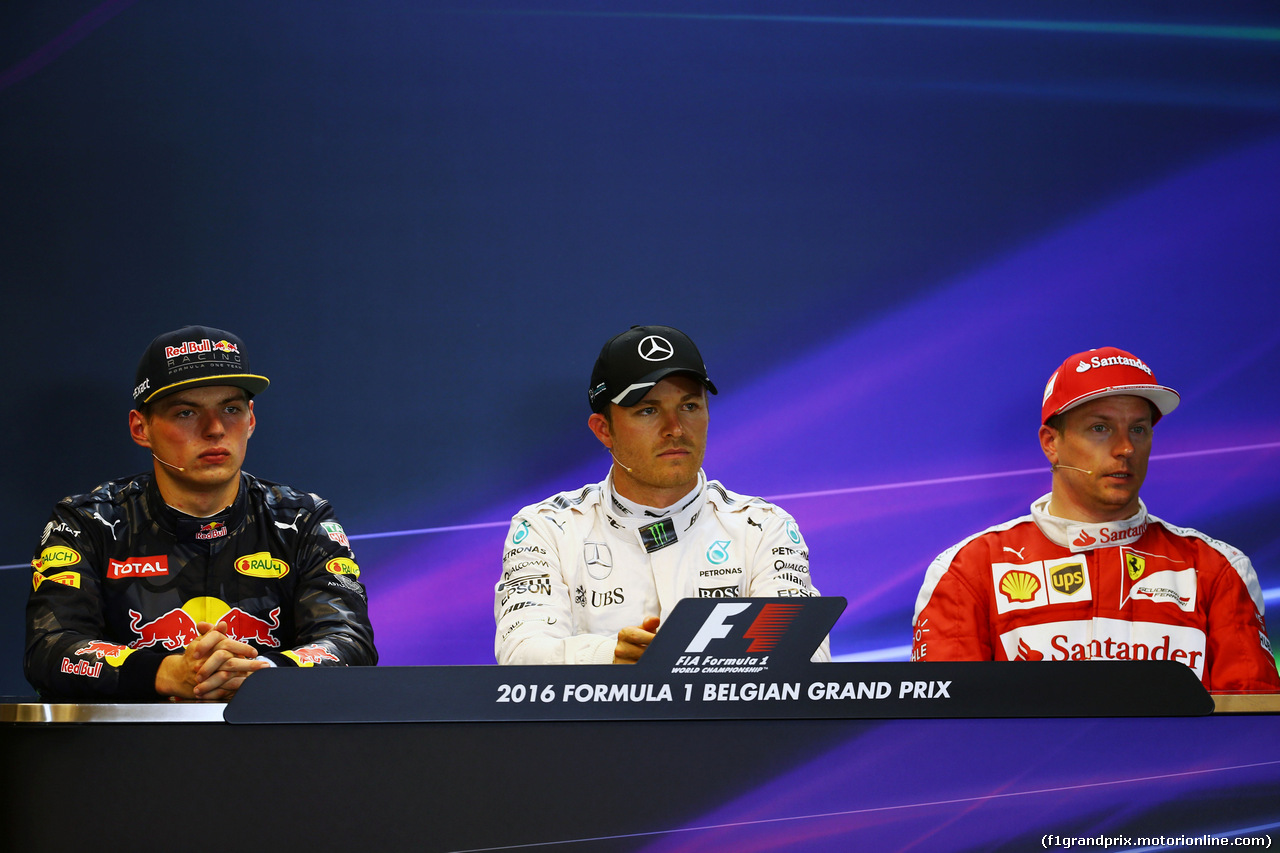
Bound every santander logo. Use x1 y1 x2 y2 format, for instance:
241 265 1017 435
1074 354 1152 375
1073 530 1097 548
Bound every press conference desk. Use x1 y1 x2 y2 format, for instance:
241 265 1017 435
4 664 1278 853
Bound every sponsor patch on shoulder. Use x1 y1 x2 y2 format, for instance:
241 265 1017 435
321 521 350 548
325 557 360 577
33 546 81 572
34 570 81 591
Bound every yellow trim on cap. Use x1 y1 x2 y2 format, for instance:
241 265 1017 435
141 374 271 404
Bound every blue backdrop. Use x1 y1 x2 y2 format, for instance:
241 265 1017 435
3 2 1279 684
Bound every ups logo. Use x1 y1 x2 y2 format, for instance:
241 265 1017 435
1050 561 1085 596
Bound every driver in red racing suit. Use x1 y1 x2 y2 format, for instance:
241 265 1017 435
912 347 1277 692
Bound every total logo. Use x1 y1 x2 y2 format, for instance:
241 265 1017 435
108 555 169 579
128 596 282 650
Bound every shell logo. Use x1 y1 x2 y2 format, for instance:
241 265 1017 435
325 557 360 577
234 552 290 579
999 569 1041 603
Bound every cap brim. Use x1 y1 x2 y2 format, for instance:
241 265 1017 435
141 374 271 404
1052 384 1180 420
611 368 718 407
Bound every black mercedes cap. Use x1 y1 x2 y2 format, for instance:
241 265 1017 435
588 325 718 413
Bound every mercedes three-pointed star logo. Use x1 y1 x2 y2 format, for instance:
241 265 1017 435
638 335 675 361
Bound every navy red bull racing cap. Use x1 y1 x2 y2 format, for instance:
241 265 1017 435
134 325 270 406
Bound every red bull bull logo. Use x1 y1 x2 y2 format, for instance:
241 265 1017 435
128 607 200 651
211 339 239 353
221 606 282 647
77 640 128 659
196 521 228 541
289 645 340 666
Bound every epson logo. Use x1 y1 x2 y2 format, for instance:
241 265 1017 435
499 575 553 605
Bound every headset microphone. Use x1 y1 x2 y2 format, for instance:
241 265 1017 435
1052 463 1093 475
608 449 633 473
152 453 186 472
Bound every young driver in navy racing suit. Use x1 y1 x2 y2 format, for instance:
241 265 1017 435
26 326 376 701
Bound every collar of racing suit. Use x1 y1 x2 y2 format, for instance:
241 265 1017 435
603 469 707 546
143 472 250 544
1029 493 1151 553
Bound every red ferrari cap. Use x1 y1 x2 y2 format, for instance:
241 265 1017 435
1041 347 1179 425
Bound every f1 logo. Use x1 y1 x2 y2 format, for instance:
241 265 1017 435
685 603 750 653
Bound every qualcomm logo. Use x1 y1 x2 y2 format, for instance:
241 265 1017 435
706 540 730 564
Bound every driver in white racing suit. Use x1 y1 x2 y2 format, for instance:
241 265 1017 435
496 325 829 665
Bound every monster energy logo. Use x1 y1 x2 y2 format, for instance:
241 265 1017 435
639 518 678 554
